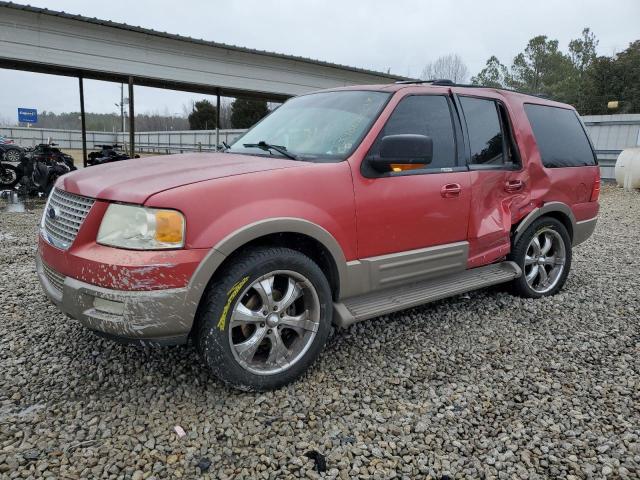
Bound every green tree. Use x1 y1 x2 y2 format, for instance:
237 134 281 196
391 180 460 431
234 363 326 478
471 55 509 88
188 100 217 130
580 56 616 114
230 98 269 129
469 30 640 115
560 28 600 111
613 40 640 113
508 35 573 96
581 40 640 114
568 28 598 74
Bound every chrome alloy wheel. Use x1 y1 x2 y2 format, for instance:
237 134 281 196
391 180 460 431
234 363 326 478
524 228 567 294
228 270 321 375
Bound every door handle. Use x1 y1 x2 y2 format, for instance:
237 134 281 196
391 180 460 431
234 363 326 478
505 180 524 193
441 183 462 198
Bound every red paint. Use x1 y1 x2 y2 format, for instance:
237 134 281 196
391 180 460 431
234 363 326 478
39 200 208 291
59 153 304 204
42 84 599 292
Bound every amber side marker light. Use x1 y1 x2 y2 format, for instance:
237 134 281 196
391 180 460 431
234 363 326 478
155 210 184 243
590 172 601 202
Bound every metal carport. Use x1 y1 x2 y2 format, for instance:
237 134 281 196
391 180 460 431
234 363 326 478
0 1 405 165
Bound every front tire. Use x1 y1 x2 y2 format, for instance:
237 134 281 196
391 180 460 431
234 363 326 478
195 247 332 391
508 217 572 298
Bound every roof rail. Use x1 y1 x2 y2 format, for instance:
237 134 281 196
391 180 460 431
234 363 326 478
395 79 552 99
395 78 454 85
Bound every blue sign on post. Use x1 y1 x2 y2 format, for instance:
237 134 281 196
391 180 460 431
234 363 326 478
18 108 38 124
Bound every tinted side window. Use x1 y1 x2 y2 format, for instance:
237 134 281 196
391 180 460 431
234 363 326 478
368 95 456 172
524 104 596 167
460 97 505 165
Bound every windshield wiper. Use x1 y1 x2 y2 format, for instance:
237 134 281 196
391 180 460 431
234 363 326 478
243 141 298 160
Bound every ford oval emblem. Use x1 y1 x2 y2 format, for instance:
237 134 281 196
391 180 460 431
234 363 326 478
47 206 59 221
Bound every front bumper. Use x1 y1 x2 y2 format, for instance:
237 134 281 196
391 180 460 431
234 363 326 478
36 253 193 345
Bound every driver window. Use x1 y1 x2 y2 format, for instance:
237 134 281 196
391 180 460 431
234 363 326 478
367 95 457 173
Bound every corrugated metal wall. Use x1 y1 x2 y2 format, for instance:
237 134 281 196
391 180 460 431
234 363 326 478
582 114 640 179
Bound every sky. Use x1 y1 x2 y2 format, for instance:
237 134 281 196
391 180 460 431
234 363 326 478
1 0 638 124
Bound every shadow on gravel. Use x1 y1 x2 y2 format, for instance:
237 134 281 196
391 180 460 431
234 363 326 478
52 284 510 403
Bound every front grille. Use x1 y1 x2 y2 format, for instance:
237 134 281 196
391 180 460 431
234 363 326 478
42 262 66 294
42 188 95 250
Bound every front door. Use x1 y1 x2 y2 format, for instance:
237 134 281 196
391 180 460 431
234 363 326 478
350 93 471 289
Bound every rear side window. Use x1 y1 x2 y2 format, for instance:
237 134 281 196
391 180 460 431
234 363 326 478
459 97 505 165
524 104 596 167
367 95 457 173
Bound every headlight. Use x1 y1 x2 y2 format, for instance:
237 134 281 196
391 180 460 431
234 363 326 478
97 204 185 250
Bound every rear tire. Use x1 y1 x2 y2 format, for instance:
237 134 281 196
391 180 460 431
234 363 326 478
508 217 572 298
195 247 332 391
4 148 21 163
0 164 18 188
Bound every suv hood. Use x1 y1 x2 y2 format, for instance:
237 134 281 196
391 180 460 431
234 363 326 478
60 153 305 204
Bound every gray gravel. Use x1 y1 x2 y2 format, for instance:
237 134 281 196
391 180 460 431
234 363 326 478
1 184 639 479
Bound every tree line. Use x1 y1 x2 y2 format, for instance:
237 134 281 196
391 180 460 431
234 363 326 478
423 30 639 115
187 98 270 130
12 97 272 132
32 111 189 131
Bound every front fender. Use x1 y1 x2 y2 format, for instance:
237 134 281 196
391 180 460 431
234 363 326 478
182 217 349 328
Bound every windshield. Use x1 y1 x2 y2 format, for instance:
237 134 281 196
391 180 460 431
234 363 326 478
228 90 390 161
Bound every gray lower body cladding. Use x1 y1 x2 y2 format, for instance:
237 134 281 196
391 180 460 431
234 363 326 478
573 217 597 246
333 261 522 328
36 253 192 345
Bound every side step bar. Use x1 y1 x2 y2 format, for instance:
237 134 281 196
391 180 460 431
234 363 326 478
333 261 521 328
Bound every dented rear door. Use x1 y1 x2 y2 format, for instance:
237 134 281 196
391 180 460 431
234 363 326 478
455 94 531 268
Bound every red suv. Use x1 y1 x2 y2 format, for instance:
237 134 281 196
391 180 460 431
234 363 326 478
37 82 600 390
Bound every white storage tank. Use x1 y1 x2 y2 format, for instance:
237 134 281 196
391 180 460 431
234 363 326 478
614 148 640 190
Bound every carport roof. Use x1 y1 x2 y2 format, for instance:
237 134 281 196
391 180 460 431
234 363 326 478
0 1 404 82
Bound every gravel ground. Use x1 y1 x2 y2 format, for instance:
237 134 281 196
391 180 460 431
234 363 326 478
0 184 639 480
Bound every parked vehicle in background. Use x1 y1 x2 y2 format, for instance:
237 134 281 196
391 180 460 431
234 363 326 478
0 136 23 163
87 144 138 166
36 81 600 391
15 145 75 196
30 143 76 171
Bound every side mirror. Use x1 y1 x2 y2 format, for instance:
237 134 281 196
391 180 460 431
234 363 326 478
369 134 433 172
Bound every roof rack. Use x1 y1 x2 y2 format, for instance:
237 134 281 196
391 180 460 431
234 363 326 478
395 79 454 85
394 79 550 99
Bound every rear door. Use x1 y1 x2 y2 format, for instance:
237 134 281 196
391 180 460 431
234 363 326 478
350 92 472 289
455 95 529 268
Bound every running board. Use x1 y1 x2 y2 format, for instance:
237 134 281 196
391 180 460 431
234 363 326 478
333 261 521 328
